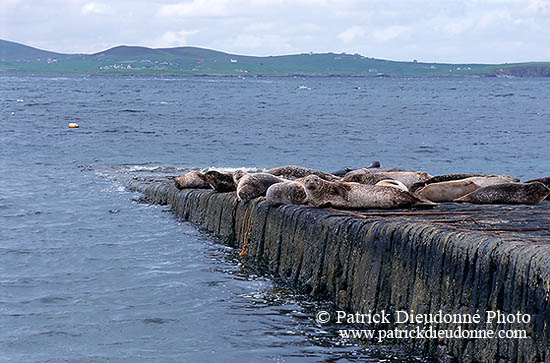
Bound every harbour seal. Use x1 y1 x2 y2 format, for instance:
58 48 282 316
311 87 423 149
341 170 395 185
174 171 210 189
409 173 488 193
331 161 381 176
454 182 550 205
303 175 437 209
237 173 285 201
526 177 550 200
343 170 431 189
375 179 408 192
266 165 339 181
416 179 481 202
203 170 237 192
266 181 308 205
232 169 248 186
463 175 518 187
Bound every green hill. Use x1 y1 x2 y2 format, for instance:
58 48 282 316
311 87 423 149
1 39 549 77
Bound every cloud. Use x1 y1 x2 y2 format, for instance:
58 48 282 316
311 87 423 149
527 0 550 14
443 18 474 35
81 2 112 15
372 25 409 43
245 23 274 32
154 30 199 47
157 0 230 17
338 26 365 43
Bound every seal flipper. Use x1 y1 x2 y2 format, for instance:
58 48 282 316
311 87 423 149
336 184 352 201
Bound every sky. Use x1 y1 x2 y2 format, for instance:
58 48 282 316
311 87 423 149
1 0 550 63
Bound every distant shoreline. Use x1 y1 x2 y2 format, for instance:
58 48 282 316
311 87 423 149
2 39 550 77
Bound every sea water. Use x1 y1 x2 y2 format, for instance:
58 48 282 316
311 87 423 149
1 74 550 362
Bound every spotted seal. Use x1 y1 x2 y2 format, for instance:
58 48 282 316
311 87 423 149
303 175 437 209
174 171 210 189
203 170 236 192
237 173 285 201
266 181 308 205
454 182 550 205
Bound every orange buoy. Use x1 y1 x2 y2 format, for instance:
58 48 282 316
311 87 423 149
68 123 79 128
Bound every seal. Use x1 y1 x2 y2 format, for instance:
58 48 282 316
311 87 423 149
266 165 339 181
203 170 236 192
237 173 285 201
266 181 308 205
331 161 381 176
343 170 431 189
174 171 210 190
416 179 481 202
409 173 487 193
375 179 408 192
454 182 550 205
232 169 248 186
526 177 550 200
341 170 395 185
462 175 519 187
303 175 437 209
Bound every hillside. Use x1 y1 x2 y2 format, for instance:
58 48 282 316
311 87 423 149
1 39 549 77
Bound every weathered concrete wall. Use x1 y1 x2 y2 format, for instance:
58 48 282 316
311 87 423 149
129 180 550 363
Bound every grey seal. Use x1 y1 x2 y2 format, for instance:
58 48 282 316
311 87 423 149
266 181 308 205
203 170 237 192
174 171 210 189
237 173 285 201
303 175 437 209
454 182 550 205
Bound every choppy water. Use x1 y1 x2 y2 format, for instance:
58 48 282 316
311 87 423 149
1 74 550 362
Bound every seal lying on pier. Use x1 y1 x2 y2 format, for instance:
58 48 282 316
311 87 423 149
454 182 550 205
331 161 380 176
462 175 519 187
203 170 236 192
266 165 339 181
266 181 308 205
343 170 431 189
375 179 408 192
526 177 550 200
232 169 248 186
303 175 437 209
237 173 285 202
409 173 487 193
341 169 394 184
174 171 210 189
417 179 481 202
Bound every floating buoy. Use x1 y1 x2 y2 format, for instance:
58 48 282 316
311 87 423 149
68 123 79 128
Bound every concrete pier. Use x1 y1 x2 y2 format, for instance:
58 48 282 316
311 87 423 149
129 178 550 363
